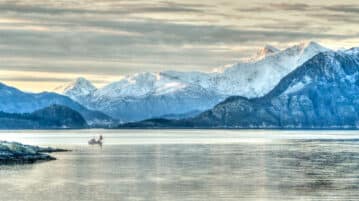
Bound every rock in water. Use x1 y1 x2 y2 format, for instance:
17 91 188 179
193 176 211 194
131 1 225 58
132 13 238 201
0 141 68 165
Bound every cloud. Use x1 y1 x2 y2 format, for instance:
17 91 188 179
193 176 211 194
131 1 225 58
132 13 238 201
0 1 206 16
269 3 310 11
0 76 72 83
237 2 310 12
324 4 359 14
310 13 359 24
0 0 358 91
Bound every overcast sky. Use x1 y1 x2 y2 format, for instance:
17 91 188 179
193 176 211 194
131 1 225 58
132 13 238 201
1 0 359 91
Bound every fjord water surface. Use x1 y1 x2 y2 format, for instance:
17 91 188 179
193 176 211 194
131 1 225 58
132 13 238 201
0 130 358 201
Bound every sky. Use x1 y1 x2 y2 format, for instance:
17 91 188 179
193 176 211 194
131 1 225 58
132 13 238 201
0 0 359 92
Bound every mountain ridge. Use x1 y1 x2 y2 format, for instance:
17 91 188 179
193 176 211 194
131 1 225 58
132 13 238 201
0 82 113 125
119 47 359 129
54 41 329 122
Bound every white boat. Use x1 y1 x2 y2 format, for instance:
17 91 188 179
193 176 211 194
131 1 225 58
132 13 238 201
88 135 103 145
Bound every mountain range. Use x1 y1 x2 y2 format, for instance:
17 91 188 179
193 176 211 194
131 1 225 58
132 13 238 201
3 40 358 129
121 48 359 128
55 41 329 122
0 83 113 126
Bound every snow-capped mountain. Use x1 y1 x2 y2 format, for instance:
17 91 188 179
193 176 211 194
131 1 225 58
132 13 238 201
54 77 96 103
55 74 224 122
191 48 359 128
122 47 359 128
55 41 330 122
162 41 329 97
91 84 224 122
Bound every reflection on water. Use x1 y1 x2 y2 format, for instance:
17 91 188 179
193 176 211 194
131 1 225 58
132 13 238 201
0 130 359 201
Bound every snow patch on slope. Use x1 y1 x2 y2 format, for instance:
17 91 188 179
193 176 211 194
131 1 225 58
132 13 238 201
285 76 312 94
94 72 189 98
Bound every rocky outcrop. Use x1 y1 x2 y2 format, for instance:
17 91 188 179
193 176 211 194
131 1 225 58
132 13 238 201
0 141 68 164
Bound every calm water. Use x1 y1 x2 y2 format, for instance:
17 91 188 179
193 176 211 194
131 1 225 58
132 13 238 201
0 130 359 201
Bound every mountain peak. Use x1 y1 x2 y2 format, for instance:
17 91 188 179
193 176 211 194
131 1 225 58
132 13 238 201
298 41 328 51
262 44 280 53
72 77 96 90
74 77 90 84
253 44 280 61
54 77 96 98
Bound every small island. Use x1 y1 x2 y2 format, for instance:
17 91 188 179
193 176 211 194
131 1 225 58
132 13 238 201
0 141 68 165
